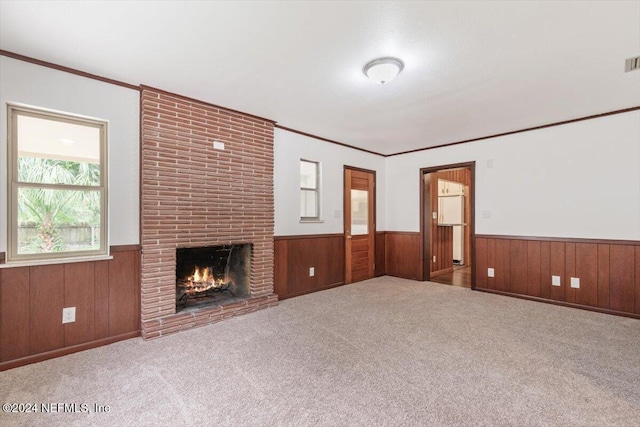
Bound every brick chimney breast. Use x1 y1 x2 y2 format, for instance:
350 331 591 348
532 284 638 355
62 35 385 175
140 88 277 339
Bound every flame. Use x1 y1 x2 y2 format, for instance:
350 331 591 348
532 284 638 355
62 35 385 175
192 266 210 283
181 266 229 295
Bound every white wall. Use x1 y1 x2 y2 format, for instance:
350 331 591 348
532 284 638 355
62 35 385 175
4 55 636 245
0 56 140 250
386 110 640 240
274 128 385 236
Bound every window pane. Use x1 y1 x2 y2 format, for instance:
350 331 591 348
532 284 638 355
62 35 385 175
300 189 318 218
17 114 101 186
351 189 368 235
300 160 317 189
17 187 101 254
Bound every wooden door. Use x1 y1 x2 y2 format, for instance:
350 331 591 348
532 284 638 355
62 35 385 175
344 167 375 284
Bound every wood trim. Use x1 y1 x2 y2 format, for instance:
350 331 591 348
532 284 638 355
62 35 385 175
344 167 352 283
341 165 380 175
109 244 142 252
4 51 637 159
0 248 138 265
475 288 640 320
140 85 275 124
388 106 640 157
274 233 343 241
139 90 143 248
383 231 420 236
0 49 140 91
419 172 428 281
280 106 640 158
476 234 640 246
431 267 454 277
419 163 475 175
275 125 385 157
278 282 345 301
345 165 378 176
0 331 140 371
420 162 476 287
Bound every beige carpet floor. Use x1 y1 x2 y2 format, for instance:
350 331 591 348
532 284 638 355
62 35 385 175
1 276 639 426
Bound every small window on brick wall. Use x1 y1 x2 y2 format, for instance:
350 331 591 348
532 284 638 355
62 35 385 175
300 159 320 220
7 104 108 263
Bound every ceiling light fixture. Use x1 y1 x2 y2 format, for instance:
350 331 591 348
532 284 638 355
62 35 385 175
363 57 404 85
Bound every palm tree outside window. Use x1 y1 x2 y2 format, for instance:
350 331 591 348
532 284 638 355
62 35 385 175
7 104 108 263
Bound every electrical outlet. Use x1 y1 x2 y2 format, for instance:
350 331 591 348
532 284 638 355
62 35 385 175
570 277 580 289
62 307 76 324
433 255 436 263
552 275 561 287
486 159 494 169
488 268 495 278
213 140 225 150
482 210 492 219
432 212 438 220
309 267 315 277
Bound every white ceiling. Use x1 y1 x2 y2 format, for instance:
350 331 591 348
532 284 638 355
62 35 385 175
1 1 639 155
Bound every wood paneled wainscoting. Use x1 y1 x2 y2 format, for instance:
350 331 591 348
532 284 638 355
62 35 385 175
384 232 421 281
274 232 388 300
475 236 640 318
0 246 141 370
274 234 345 300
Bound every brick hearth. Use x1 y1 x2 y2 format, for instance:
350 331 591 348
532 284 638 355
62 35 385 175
140 87 277 339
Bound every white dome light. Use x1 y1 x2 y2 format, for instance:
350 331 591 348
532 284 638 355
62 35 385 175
363 57 404 85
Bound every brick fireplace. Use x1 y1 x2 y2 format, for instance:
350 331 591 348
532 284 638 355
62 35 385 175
175 243 251 311
140 87 278 339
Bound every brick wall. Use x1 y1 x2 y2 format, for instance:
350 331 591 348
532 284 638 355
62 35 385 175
140 87 277 339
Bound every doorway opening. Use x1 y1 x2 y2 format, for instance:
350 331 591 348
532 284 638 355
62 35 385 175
420 162 475 288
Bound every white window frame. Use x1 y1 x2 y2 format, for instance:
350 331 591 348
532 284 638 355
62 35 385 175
300 159 321 221
6 104 109 263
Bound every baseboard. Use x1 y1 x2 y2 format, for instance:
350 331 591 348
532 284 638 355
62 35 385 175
0 331 141 371
475 234 640 246
278 281 346 300
475 288 640 320
430 267 454 278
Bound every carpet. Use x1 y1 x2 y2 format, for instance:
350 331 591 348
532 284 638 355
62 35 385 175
1 276 639 426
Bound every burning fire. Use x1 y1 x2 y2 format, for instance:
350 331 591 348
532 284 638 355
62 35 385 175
181 266 228 295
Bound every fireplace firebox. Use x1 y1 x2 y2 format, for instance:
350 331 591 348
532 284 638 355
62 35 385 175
175 244 251 312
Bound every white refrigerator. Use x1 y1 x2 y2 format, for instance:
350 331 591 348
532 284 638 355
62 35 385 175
438 195 465 265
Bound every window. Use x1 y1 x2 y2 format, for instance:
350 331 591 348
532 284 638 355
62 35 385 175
7 105 108 262
300 159 320 220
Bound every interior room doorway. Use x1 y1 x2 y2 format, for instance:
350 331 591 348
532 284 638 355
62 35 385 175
420 162 475 288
